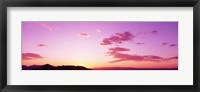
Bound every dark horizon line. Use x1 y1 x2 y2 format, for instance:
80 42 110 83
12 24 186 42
22 64 178 70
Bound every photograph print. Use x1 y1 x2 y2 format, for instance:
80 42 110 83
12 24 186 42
22 22 178 70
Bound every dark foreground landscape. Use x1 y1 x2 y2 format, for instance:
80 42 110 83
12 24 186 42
22 64 91 70
22 64 178 70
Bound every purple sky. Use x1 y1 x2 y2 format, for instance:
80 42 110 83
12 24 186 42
22 22 178 69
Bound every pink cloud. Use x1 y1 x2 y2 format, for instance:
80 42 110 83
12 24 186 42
162 43 177 47
170 44 176 47
79 32 90 38
100 32 135 45
135 42 144 45
100 31 177 63
143 55 164 61
108 52 145 63
22 53 43 60
162 42 168 45
168 56 178 60
107 51 177 63
100 38 113 45
109 47 130 52
135 30 158 38
151 30 158 34
38 44 47 47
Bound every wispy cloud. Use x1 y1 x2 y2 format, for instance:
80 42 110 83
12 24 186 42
168 56 178 60
169 44 176 47
79 32 90 38
136 30 158 37
107 51 177 63
135 42 144 45
135 31 147 36
162 43 177 47
38 44 47 47
96 29 101 33
22 53 43 60
162 42 168 45
36 22 57 31
109 47 130 52
151 30 158 34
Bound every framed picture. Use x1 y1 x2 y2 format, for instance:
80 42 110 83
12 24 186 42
0 0 199 92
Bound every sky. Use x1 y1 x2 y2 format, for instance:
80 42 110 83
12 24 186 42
22 22 178 69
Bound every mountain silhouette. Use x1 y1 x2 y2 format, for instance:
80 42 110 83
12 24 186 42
22 65 41 70
22 64 91 70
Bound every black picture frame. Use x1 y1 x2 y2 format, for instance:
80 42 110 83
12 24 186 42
0 0 200 92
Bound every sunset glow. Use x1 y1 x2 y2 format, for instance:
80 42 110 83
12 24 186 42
22 22 178 70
